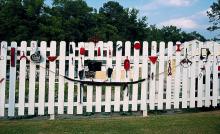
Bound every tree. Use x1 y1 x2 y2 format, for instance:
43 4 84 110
207 0 220 39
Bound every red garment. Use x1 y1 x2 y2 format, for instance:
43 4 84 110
134 42 141 50
80 47 85 55
124 57 130 71
149 56 158 64
11 48 15 67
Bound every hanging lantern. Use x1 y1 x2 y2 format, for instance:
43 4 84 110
134 42 141 50
124 56 130 77
176 43 181 52
80 47 85 55
149 56 158 64
48 56 58 62
98 47 101 56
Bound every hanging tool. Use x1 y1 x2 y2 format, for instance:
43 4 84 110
180 48 192 68
200 48 211 62
20 51 29 61
0 78 4 83
168 60 172 76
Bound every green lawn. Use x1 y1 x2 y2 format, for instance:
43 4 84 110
0 111 220 134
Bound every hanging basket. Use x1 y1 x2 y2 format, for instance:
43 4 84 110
149 56 158 64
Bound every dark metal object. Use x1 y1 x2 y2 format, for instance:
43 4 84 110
30 51 42 63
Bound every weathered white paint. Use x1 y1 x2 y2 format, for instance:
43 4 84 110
0 40 219 118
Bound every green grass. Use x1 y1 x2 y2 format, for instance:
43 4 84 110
0 111 220 134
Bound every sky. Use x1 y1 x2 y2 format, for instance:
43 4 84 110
45 0 218 39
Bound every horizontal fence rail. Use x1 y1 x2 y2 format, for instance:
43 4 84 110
0 40 220 117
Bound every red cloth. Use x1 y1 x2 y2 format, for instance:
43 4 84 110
98 47 101 56
124 57 130 71
80 47 85 55
149 56 158 64
48 56 58 62
134 42 141 50
11 48 15 67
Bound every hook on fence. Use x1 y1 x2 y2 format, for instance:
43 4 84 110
20 51 29 61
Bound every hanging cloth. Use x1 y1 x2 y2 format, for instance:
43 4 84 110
98 47 101 56
176 43 181 52
80 47 85 55
47 56 58 62
124 56 130 77
149 56 158 64
134 42 141 50
11 48 15 67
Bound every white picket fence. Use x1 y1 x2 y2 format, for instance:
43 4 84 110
0 40 220 118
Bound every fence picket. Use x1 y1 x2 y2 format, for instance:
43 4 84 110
67 42 75 114
114 41 122 112
28 41 37 115
105 41 113 112
0 40 219 118
158 42 165 110
48 41 56 115
149 41 157 110
0 42 7 116
8 42 17 116
190 41 196 108
166 42 173 109
86 42 95 113
77 42 84 114
141 41 148 116
174 42 181 109
38 41 47 115
18 41 27 115
123 41 131 111
58 41 66 114
213 42 219 107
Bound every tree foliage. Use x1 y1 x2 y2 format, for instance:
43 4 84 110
0 0 206 43
207 0 220 40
